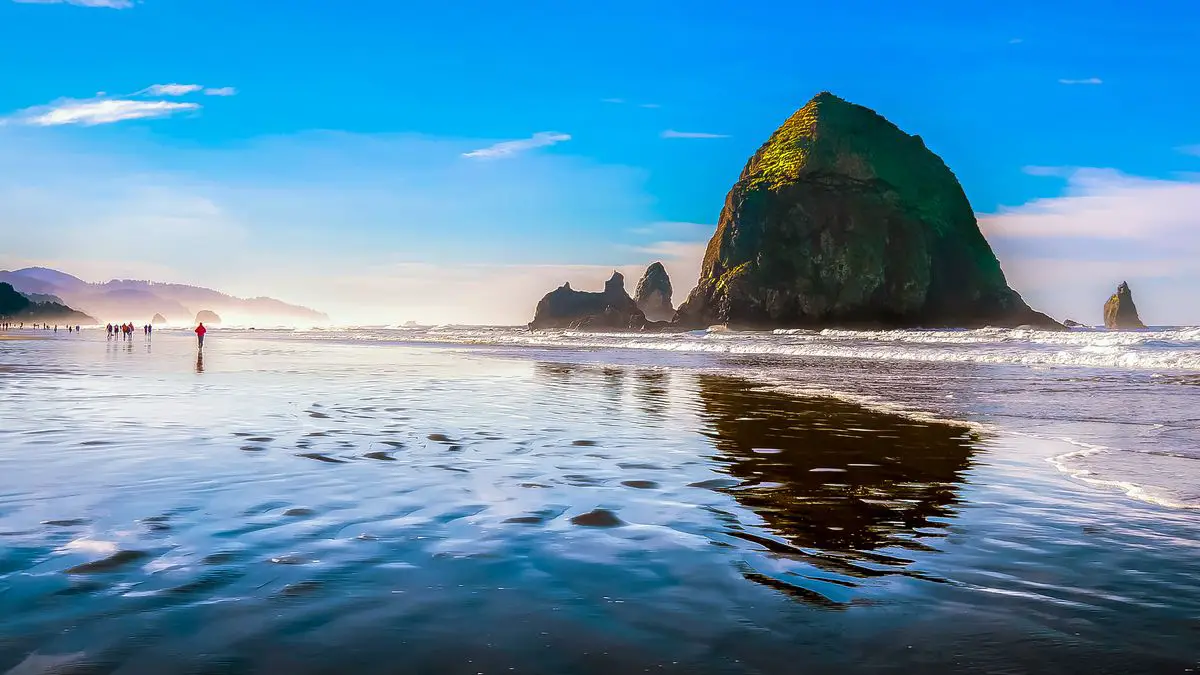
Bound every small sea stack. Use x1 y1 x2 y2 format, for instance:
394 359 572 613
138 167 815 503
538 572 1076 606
635 262 675 322
1103 282 1147 329
529 271 648 330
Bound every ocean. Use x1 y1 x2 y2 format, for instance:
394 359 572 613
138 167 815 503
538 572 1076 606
1 325 1198 673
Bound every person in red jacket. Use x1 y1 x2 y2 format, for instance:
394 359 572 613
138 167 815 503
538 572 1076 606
195 322 207 348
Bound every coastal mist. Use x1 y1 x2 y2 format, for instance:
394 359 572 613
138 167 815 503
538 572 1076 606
2 330 1198 673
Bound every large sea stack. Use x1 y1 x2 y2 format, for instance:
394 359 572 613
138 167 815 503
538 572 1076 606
675 92 1060 330
195 310 222 325
1103 281 1146 329
635 262 675 322
529 272 648 330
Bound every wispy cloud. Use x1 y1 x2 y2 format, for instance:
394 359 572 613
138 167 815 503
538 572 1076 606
462 132 571 159
143 83 203 96
661 130 729 139
1022 165 1074 177
5 98 199 126
628 221 714 238
204 87 237 97
1178 145 1200 157
981 168 1200 241
602 98 660 108
1009 38 1023 44
13 0 133 7
1058 77 1103 85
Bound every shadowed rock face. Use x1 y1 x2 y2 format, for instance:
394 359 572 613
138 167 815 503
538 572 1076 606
675 92 1061 330
529 272 648 330
152 313 167 325
634 262 674 322
195 310 222 325
0 282 96 324
1104 282 1147 329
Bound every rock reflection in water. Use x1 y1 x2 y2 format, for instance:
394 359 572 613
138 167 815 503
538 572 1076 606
634 370 670 419
696 376 977 555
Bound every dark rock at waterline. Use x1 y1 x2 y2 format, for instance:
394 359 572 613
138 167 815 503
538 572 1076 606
673 92 1061 330
0 282 96 324
195 309 222 325
1063 319 1085 328
1103 281 1147 329
529 271 649 330
569 508 625 527
635 262 675 322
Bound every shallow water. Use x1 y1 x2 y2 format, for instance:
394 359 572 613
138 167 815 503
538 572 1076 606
1 330 1199 673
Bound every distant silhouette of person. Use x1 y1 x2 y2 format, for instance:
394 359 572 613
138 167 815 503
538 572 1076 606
195 322 207 349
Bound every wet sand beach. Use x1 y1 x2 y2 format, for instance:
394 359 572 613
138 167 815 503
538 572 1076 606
1 330 1198 673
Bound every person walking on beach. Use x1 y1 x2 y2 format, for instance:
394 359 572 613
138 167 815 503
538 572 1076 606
195 322 207 349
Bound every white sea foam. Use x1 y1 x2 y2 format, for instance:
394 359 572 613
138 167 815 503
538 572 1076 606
63 538 119 555
268 325 1200 372
1042 437 1197 510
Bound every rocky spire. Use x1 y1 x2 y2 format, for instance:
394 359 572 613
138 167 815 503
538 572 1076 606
1103 281 1147 329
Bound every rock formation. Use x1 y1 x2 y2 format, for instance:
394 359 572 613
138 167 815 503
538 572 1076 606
529 272 648 330
674 92 1061 330
1103 282 1146 329
1063 319 1085 328
0 282 96 324
195 310 222 325
152 313 167 325
634 262 675 322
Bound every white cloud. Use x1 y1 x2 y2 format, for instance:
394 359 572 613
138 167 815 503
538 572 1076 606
5 99 199 126
204 87 237 97
661 130 729 139
981 168 1200 323
1009 38 1024 44
1058 77 1103 85
601 98 625 104
144 83 203 96
980 168 1200 241
463 131 571 159
13 0 132 7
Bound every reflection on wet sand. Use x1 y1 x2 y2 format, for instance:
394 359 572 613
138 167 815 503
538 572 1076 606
195 351 204 373
696 376 977 586
634 370 670 419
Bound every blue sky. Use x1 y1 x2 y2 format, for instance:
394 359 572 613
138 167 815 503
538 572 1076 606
1 0 1199 324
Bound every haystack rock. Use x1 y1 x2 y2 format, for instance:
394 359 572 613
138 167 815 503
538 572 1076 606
195 310 222 325
529 271 648 330
151 313 167 325
635 262 675 322
1103 282 1146 329
674 92 1061 330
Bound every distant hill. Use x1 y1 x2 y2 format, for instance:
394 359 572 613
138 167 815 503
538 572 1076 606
0 282 97 324
0 268 329 325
